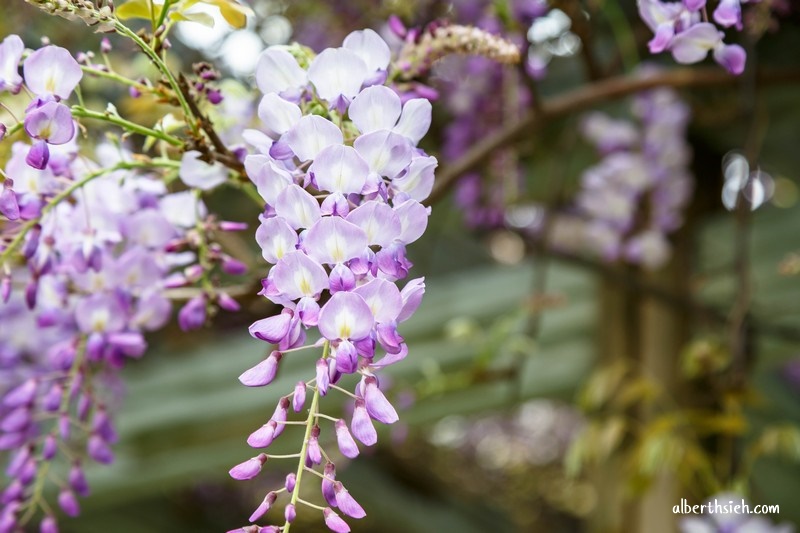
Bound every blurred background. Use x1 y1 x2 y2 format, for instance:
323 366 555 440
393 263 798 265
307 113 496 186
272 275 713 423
3 0 800 531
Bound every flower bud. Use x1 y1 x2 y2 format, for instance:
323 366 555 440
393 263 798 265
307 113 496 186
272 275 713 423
291 381 307 413
239 352 281 387
58 489 79 517
246 420 278 449
334 482 365 519
40 515 58 533
284 503 296 523
178 296 206 331
69 463 90 497
87 434 114 464
228 454 267 480
323 508 351 533
248 491 276 523
306 425 322 465
334 419 359 459
285 473 296 493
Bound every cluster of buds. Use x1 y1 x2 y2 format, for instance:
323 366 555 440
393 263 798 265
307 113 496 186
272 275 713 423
22 0 115 32
192 62 224 106
393 19 521 81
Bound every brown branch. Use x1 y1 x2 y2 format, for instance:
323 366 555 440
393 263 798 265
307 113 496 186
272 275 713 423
426 66 800 206
177 74 246 175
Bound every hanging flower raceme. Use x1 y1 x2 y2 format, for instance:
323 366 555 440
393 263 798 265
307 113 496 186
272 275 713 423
0 35 249 529
229 29 435 532
545 71 693 270
0 140 199 530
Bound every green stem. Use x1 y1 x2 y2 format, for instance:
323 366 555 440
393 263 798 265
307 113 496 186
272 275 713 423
71 106 183 147
4 122 23 138
80 65 152 94
283 341 327 533
148 0 157 30
1 160 177 264
155 0 173 30
113 20 199 137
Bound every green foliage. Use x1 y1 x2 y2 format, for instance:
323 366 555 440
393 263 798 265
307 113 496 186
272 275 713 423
116 0 252 28
680 337 731 379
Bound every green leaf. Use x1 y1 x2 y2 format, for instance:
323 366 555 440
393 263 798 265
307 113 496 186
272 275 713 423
577 361 629 412
116 0 155 20
169 10 215 27
750 424 800 462
197 0 252 28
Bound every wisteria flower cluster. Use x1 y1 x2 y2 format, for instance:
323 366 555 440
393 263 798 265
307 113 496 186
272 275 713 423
637 0 748 74
552 80 693 269
0 143 193 531
227 29 435 533
0 35 247 531
0 35 83 212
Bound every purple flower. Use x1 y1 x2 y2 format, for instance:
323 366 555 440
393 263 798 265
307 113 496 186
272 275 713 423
713 43 746 75
42 434 58 460
304 217 368 265
248 492 276 522
26 140 50 170
254 48 307 97
308 48 369 106
323 508 351 533
292 381 306 412
318 292 375 343
3 379 37 407
362 377 399 424
284 503 296 523
247 420 278 448
307 425 322 465
334 419 359 458
229 454 268 480
40 515 59 533
282 115 343 162
179 151 228 190
333 482 366 519
239 352 282 387
87 434 114 464
0 407 31 432
309 145 369 194
24 101 75 145
272 251 329 300
68 463 90 497
57 489 79 517
343 29 390 74
0 35 24 93
316 358 331 395
249 312 292 344
714 0 742 28
351 399 377 446
255 217 298 263
257 93 301 139
23 46 83 99
0 181 19 220
274 184 322 229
